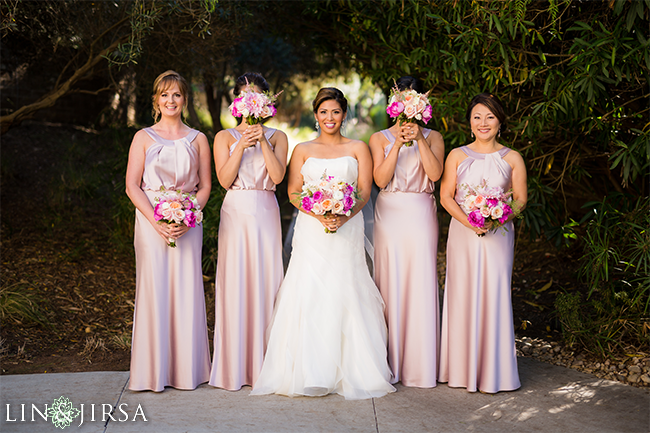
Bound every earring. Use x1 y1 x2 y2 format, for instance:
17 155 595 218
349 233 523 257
470 130 474 138
341 119 347 131
498 128 501 138
315 121 319 131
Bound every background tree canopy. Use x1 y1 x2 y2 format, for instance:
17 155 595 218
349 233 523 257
1 0 648 356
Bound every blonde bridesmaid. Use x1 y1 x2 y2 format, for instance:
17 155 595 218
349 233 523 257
125 70 212 391
439 93 527 393
370 76 445 388
209 72 288 391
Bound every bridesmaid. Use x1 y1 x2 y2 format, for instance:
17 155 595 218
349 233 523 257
439 93 527 393
125 70 212 391
369 76 445 388
209 72 288 391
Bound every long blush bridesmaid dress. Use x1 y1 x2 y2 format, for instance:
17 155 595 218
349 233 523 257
209 127 284 391
439 145 521 393
373 128 440 388
130 127 211 392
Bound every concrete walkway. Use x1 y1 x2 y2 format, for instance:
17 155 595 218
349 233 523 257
1 357 648 432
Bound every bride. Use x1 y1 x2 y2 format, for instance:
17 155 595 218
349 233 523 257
251 88 395 400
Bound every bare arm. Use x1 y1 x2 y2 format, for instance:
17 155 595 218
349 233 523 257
417 128 445 182
439 148 487 235
214 129 252 189
370 129 408 188
287 143 308 210
125 130 178 241
194 132 212 210
246 124 288 185
506 149 528 218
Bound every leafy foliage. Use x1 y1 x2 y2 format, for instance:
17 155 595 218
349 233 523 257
555 194 649 356
308 0 648 237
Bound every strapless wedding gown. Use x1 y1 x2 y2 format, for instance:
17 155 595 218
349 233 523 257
251 156 395 400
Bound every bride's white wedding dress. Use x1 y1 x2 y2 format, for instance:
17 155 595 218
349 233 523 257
251 156 395 400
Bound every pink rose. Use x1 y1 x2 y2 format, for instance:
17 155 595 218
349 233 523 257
312 190 323 202
422 105 432 124
403 102 418 119
332 201 345 214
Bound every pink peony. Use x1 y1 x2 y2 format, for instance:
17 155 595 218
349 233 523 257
344 195 354 211
468 210 485 228
386 101 405 118
184 210 196 228
312 190 323 202
302 196 313 212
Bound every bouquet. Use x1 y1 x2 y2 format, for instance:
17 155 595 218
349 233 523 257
153 187 203 247
229 89 282 125
459 179 519 237
385 82 433 146
297 170 359 233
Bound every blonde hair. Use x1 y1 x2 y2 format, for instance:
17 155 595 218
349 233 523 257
151 70 189 122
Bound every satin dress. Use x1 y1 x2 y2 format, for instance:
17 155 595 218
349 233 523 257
130 127 211 392
209 127 284 391
439 145 521 393
251 156 395 400
373 128 440 388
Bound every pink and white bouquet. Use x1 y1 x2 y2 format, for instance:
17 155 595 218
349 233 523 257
460 179 518 237
297 170 359 233
153 187 203 247
385 83 433 146
229 90 282 125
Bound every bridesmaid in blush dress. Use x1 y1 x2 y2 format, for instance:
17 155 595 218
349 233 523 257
125 70 212 391
209 73 287 391
370 76 445 388
439 93 527 393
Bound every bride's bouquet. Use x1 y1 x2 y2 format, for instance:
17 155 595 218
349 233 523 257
229 89 282 125
385 82 433 147
153 187 203 247
297 170 359 233
459 179 520 237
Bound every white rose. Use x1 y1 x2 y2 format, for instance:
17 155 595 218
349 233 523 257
312 202 324 215
491 206 504 219
332 190 344 200
480 207 491 218
332 201 345 214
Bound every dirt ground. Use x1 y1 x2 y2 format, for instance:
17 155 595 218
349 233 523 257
0 123 580 375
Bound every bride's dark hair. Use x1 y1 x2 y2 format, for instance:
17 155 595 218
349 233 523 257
312 87 348 113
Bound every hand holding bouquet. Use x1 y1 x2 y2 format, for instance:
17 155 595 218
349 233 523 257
385 82 433 147
297 170 359 233
153 187 204 247
460 179 520 237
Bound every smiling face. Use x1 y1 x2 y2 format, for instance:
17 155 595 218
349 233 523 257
315 99 346 134
470 103 501 141
156 82 185 119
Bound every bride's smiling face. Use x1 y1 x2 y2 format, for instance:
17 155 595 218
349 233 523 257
315 100 346 133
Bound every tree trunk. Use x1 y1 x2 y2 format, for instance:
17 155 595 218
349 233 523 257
1 21 128 135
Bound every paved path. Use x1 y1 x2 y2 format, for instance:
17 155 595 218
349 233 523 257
1 357 648 432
